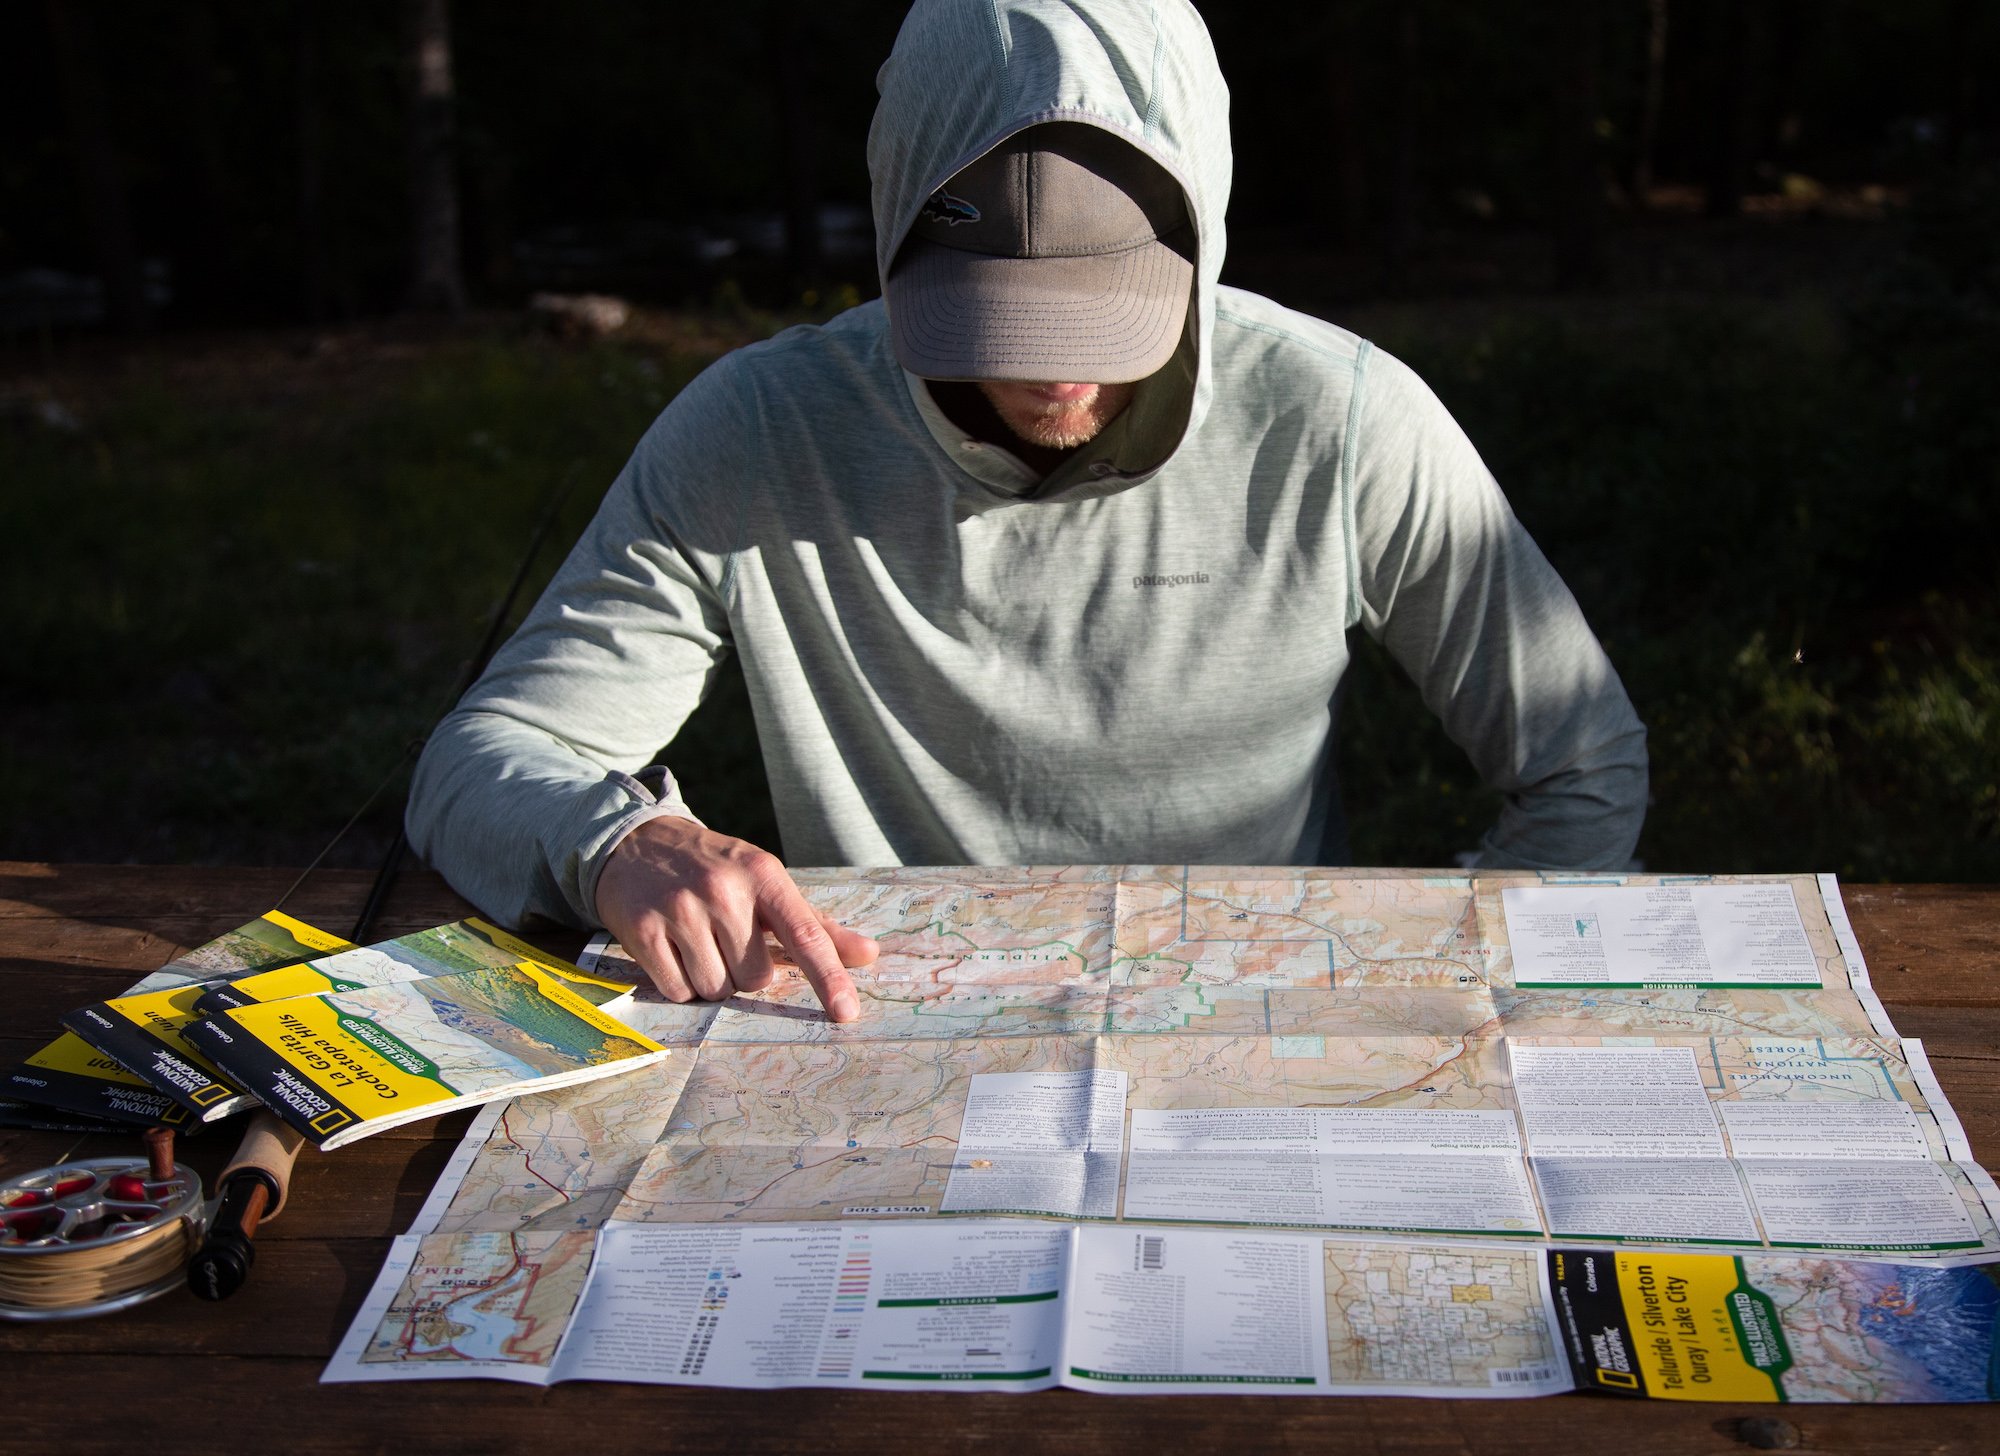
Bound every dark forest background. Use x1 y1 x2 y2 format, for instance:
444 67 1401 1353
3 0 1997 884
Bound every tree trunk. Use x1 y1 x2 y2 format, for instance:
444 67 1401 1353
1630 0 1669 207
1319 3 1370 248
1550 0 1608 288
1702 0 1761 219
296 0 329 324
43 0 151 332
404 0 465 314
166 2 237 320
1944 0 1976 165
769 0 823 297
1378 5 1420 294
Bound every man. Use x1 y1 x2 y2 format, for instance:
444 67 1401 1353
407 0 1648 1023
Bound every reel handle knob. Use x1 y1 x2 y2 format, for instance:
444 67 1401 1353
186 1178 268 1301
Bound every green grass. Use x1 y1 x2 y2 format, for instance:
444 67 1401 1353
1340 288 1999 880
1 323 774 866
3 273 1994 883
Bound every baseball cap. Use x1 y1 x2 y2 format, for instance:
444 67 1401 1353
886 123 1195 383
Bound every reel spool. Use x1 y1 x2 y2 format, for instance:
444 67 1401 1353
0 1157 205 1320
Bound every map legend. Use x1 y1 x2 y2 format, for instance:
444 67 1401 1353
680 1264 729 1377
818 1239 873 1379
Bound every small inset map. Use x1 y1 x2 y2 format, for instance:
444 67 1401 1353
1322 1242 1561 1390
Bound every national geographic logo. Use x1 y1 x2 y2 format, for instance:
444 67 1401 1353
1131 571 1210 589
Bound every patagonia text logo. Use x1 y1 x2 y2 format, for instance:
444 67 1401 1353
1131 571 1211 589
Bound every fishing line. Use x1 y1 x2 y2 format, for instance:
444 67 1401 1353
0 1135 202 1319
272 465 581 936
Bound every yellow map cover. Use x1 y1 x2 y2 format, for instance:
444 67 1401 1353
192 917 583 1014
52 911 353 1122
184 959 667 1150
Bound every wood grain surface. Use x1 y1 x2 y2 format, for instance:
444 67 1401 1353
2 862 1997 1455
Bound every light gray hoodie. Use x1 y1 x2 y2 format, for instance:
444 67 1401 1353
407 0 1648 929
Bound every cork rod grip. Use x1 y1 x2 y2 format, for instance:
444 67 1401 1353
219 1112 307 1222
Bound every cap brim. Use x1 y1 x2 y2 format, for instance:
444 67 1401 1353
886 233 1193 384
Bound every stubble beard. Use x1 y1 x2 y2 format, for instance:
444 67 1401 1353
978 381 1137 451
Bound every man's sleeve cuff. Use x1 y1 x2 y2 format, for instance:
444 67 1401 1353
568 767 706 926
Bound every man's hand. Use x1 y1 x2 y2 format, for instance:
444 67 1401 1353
595 816 877 1022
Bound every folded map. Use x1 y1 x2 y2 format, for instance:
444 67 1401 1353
183 958 668 1150
23 910 349 1126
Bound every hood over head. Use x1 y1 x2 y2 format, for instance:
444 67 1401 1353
869 0 1232 482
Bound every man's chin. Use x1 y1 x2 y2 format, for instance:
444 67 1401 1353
980 380 1133 451
1008 406 1104 449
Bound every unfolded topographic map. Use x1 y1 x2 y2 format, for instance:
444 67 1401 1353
335 867 2000 1401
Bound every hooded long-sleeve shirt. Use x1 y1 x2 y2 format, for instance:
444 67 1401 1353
406 0 1649 930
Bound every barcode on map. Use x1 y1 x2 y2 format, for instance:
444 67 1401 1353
1489 1365 1558 1386
1140 1236 1165 1271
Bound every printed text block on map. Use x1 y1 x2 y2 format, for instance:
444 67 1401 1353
1502 884 1819 989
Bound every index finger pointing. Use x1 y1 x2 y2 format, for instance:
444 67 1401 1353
754 871 863 1023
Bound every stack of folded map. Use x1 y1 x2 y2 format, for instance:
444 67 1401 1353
9 914 666 1151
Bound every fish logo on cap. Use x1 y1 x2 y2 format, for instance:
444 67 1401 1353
919 189 981 226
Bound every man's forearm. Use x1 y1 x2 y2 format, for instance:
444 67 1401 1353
406 707 696 929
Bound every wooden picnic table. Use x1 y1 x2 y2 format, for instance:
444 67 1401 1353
1 861 1997 1454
